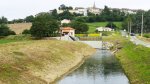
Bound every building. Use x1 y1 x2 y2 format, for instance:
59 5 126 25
61 19 71 24
60 27 75 37
57 2 101 16
87 2 102 15
96 27 113 32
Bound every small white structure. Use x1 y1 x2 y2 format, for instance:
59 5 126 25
60 27 75 37
61 19 71 24
96 27 113 32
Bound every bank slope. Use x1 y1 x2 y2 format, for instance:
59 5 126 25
103 34 150 84
0 40 95 84
116 41 150 84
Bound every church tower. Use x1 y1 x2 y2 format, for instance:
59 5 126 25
93 2 96 8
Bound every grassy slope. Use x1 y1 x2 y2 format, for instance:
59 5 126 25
0 40 95 84
103 34 150 84
86 22 122 33
0 35 32 44
8 23 32 34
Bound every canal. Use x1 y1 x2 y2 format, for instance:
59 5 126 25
55 50 129 84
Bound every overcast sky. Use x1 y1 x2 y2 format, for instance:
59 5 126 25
0 0 149 20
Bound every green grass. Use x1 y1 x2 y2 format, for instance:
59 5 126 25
0 34 32 44
143 33 150 38
86 22 122 33
116 41 150 84
103 34 150 84
0 40 17 44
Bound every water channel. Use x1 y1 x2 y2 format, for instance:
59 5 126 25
56 50 129 84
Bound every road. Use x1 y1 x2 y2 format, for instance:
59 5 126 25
121 30 150 48
130 36 150 48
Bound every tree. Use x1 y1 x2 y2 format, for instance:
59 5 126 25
0 24 16 36
106 22 117 29
51 9 58 19
59 4 73 10
59 10 74 20
30 14 59 38
0 16 8 24
12 19 24 23
22 29 31 34
70 21 89 34
25 15 34 22
75 17 86 22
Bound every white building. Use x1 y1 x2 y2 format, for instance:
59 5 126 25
57 2 101 16
96 27 113 32
61 19 71 24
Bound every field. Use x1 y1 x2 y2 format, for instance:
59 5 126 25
103 34 150 84
86 22 122 33
8 23 32 34
7 22 122 34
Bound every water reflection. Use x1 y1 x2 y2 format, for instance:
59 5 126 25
57 50 129 84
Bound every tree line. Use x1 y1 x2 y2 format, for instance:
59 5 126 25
122 10 150 33
0 17 16 36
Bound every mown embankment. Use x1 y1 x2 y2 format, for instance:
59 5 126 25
103 34 150 84
0 40 95 84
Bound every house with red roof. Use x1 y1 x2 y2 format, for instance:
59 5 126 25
60 27 75 37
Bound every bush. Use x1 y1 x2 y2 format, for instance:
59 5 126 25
75 34 88 37
143 33 150 38
70 21 89 34
4 34 31 40
22 29 31 34
105 22 117 29
75 33 101 37
88 34 101 37
102 31 112 36
0 24 16 36
9 31 16 35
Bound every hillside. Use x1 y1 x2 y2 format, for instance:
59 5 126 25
8 23 32 34
0 40 95 84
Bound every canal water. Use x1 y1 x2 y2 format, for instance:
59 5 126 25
56 50 129 84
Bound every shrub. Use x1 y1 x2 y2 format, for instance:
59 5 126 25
0 24 16 36
143 33 150 38
22 29 31 34
88 34 101 37
102 31 112 36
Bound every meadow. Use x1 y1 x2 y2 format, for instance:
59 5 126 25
8 23 32 34
86 22 122 33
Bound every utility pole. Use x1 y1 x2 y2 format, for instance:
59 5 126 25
128 21 130 36
141 13 144 37
130 21 132 35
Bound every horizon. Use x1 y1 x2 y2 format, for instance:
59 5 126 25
0 0 150 20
